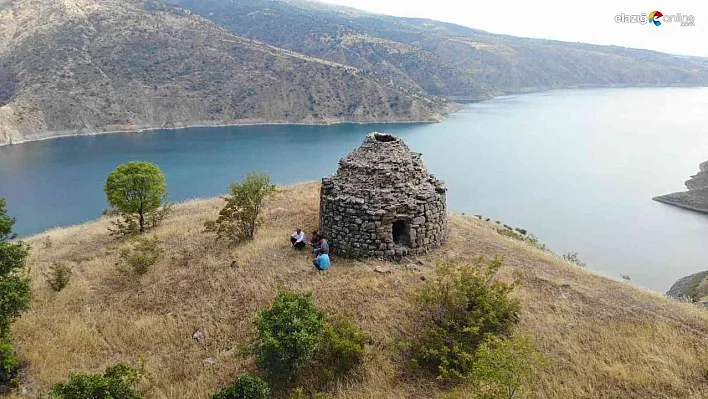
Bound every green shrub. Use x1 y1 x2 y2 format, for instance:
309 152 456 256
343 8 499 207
562 252 587 267
212 374 270 399
0 198 31 339
205 172 277 245
46 263 73 292
49 363 142 399
411 258 520 382
471 335 548 399
287 387 329 399
119 237 164 275
316 316 369 380
254 290 324 383
109 214 140 237
0 339 20 384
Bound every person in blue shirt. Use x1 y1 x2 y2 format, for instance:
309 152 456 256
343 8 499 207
313 252 330 271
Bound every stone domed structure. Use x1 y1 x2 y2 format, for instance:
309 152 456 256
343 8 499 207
319 132 447 258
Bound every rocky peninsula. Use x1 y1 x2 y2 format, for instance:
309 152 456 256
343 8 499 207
667 271 708 307
653 160 708 213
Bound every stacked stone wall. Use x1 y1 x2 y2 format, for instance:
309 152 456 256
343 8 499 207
320 178 447 258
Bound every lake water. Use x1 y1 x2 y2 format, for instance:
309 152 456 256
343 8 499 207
1 88 707 292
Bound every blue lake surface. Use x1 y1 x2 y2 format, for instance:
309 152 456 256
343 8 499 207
1 88 708 292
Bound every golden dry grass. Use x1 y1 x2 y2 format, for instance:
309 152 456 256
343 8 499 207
8 182 708 398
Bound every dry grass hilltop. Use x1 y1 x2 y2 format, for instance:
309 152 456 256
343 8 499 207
8 182 708 398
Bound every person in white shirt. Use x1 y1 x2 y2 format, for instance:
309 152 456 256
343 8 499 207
290 229 306 250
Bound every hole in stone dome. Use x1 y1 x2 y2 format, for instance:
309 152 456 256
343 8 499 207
374 133 397 142
392 220 410 245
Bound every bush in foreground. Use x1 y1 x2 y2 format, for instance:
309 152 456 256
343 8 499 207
316 316 370 381
49 363 142 399
254 290 324 383
0 198 31 339
212 374 270 399
0 339 20 385
411 258 520 382
0 198 30 386
471 335 548 398
254 290 369 388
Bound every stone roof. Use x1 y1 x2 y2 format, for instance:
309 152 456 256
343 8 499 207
322 132 445 205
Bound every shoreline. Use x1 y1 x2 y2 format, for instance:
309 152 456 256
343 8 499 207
4 86 706 147
653 196 708 215
0 118 448 148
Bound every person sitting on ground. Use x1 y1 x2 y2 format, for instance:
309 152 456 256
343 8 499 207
313 252 330 271
313 237 329 255
290 229 306 250
309 231 321 248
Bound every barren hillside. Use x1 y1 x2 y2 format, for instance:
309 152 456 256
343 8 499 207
0 0 449 145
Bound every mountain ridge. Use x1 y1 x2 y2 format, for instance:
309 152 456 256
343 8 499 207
0 0 450 145
167 0 708 99
1 0 708 145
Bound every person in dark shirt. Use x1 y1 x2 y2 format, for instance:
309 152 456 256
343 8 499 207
313 237 329 255
309 231 321 248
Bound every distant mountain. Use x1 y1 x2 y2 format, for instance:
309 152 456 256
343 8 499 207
2 0 708 145
166 0 708 100
0 0 449 145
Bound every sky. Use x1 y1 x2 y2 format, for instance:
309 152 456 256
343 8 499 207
319 0 708 57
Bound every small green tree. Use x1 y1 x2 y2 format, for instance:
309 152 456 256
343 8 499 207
411 258 520 382
205 172 277 245
254 290 324 384
49 363 142 399
471 335 548 399
104 162 169 234
212 374 270 399
119 237 164 275
46 263 73 292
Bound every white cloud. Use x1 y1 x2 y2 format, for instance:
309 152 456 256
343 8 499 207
319 0 708 57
